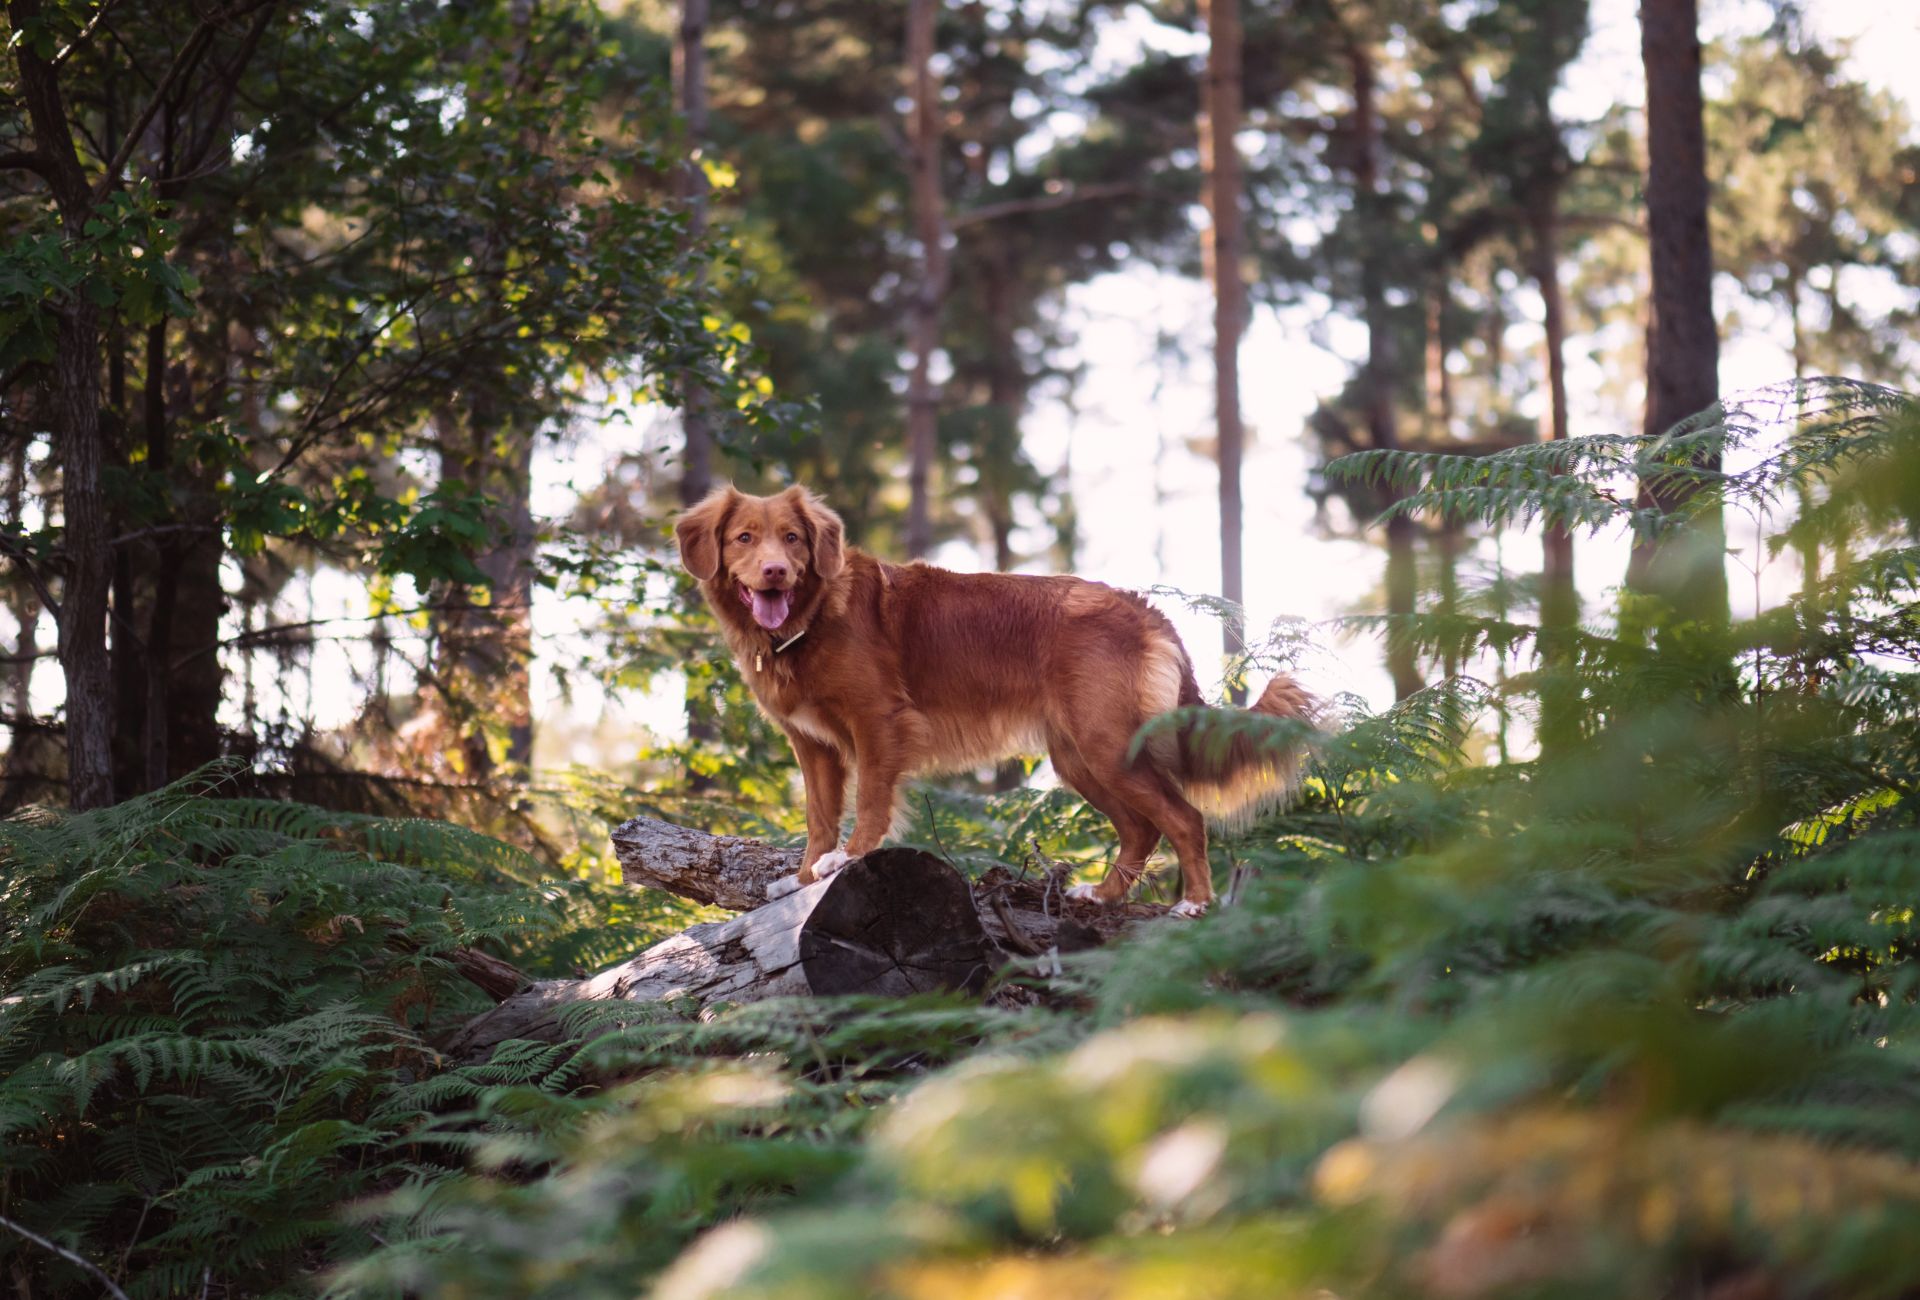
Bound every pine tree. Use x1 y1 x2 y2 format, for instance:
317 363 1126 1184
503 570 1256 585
1628 0 1728 633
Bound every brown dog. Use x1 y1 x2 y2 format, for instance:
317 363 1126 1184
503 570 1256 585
673 485 1312 914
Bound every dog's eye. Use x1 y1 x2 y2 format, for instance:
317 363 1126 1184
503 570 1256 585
785 532 799 544
736 531 752 544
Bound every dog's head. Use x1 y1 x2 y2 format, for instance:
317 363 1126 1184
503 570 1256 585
673 485 846 632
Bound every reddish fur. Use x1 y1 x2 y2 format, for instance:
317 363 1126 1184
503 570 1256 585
674 485 1313 908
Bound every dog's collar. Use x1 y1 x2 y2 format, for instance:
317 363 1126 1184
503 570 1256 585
755 626 807 672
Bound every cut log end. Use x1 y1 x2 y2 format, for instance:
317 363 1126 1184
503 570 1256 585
798 847 992 997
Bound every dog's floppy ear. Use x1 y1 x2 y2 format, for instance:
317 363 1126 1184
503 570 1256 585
789 488 845 579
673 487 737 582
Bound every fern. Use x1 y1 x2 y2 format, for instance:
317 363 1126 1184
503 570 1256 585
0 781 620 1297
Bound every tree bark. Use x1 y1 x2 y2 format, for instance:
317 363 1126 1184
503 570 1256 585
447 847 993 1058
676 0 720 789
1626 0 1726 630
2 436 48 805
1201 0 1247 703
415 0 544 780
161 331 226 783
1349 37 1421 702
904 0 949 559
9 0 115 808
674 0 715 507
1427 281 1463 679
612 814 805 910
426 401 536 778
1531 190 1579 753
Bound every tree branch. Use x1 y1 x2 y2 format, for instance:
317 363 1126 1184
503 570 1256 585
0 150 57 180
949 181 1144 231
7 0 96 219
0 535 62 628
0 1212 132 1300
51 0 129 67
91 15 221 198
178 0 279 179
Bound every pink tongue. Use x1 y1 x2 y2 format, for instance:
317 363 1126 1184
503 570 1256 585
750 589 791 630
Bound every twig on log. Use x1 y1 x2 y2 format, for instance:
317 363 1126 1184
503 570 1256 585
987 892 1045 957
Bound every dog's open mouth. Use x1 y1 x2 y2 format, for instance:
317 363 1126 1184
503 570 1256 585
739 583 793 631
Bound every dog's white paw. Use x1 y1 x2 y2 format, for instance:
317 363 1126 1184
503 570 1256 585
766 873 804 901
811 848 854 879
1064 883 1103 903
1168 898 1209 919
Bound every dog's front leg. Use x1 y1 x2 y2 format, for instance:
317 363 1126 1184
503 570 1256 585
843 712 915 858
790 730 848 884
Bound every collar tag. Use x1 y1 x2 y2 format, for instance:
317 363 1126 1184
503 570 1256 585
756 627 807 674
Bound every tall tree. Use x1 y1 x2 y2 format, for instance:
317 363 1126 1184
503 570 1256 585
1199 0 1247 700
676 0 718 788
1345 20 1421 701
676 0 716 508
1466 0 1591 748
1627 0 1727 630
904 0 948 559
4 0 126 807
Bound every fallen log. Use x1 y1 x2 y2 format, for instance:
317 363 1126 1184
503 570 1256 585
611 814 1161 952
610 816 800 911
446 847 991 1058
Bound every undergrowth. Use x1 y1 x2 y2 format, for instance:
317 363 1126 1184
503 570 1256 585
6 379 1920 1298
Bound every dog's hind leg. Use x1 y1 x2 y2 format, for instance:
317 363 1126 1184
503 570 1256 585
1054 724 1214 914
1107 765 1212 915
1052 735 1164 905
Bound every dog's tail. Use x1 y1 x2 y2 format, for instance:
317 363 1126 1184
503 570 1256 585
1132 622 1316 826
1172 673 1317 827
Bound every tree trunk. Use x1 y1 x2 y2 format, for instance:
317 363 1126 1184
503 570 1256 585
981 232 1022 576
1783 263 1823 603
2 436 47 805
9 1 115 808
1200 0 1247 703
1349 37 1421 702
1531 189 1579 753
904 0 949 559
1626 0 1726 631
447 847 993 1058
427 401 536 777
52 313 113 810
413 0 544 780
1427 282 1462 680
162 327 227 784
1425 279 1451 439
675 0 720 787
674 0 714 508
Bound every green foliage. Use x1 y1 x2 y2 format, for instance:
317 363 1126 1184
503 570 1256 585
318 388 1920 1300
11 390 1920 1298
0 770 665 1297
0 183 194 370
